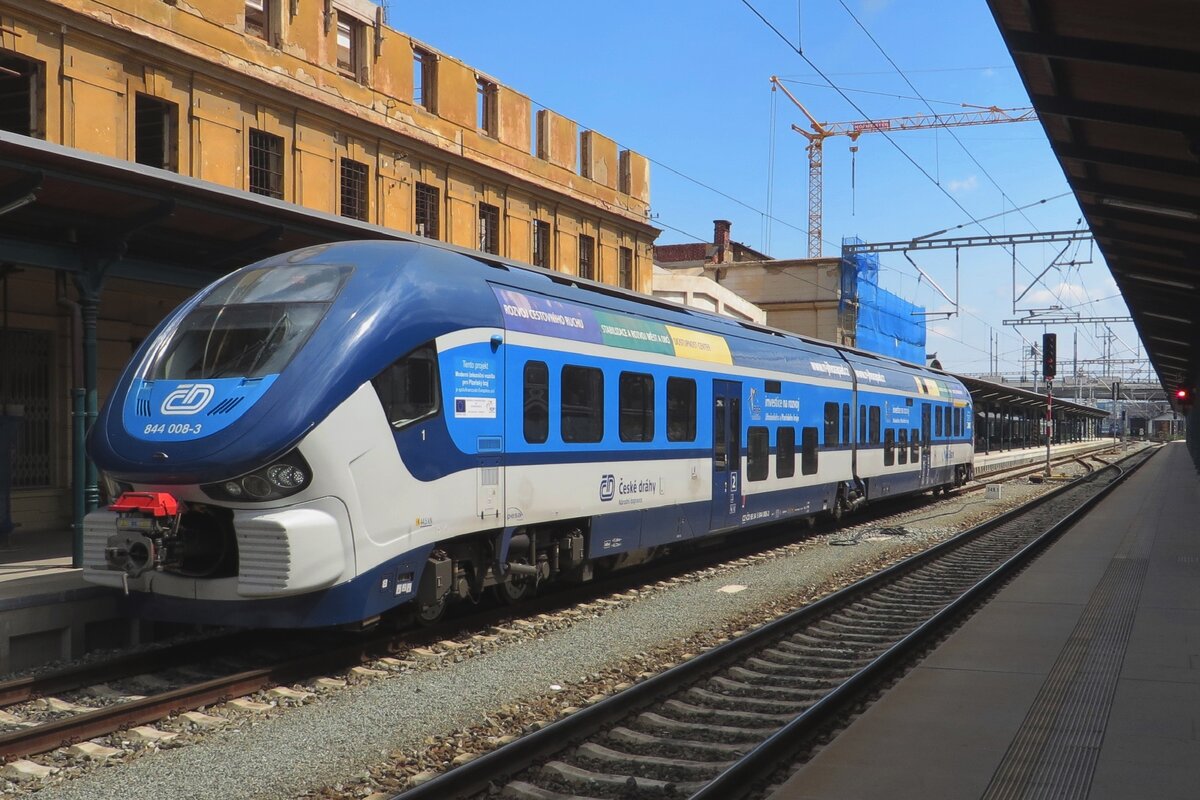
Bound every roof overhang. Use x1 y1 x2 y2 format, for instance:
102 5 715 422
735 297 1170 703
987 0 1200 395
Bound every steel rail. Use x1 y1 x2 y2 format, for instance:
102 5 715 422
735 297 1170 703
395 445 1156 800
692 448 1152 800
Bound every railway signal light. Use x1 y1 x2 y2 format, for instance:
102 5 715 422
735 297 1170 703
1176 387 1193 409
1041 333 1057 380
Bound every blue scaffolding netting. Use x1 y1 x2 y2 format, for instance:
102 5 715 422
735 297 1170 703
841 237 926 364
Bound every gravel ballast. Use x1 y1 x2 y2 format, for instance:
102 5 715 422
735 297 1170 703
15 446 1138 800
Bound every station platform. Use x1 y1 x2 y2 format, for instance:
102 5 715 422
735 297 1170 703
974 437 1117 476
768 441 1198 800
0 527 133 675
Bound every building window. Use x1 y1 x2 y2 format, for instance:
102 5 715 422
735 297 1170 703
532 220 551 268
578 234 595 280
824 402 839 448
477 77 497 135
777 426 796 478
413 48 436 111
618 372 654 443
666 377 696 442
245 0 269 40
248 129 284 199
0 53 43 138
478 202 499 254
371 342 440 429
2 330 51 488
523 361 548 444
801 427 818 475
747 427 769 482
415 182 439 239
561 365 602 443
338 157 369 221
618 246 633 290
336 14 362 80
134 94 177 172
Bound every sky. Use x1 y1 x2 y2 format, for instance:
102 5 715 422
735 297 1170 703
381 0 1144 383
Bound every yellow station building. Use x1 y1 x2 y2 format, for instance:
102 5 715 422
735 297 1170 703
0 0 657 537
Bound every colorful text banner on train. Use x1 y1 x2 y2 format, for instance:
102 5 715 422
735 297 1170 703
493 287 732 364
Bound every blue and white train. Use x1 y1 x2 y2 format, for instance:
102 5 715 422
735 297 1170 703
82 240 974 628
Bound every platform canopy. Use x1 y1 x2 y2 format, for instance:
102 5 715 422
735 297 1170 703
987 1 1200 396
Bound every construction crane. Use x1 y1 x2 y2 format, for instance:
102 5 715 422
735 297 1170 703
770 76 1037 258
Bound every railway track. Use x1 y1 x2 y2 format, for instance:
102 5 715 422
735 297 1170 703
0 443 1121 766
396 444 1157 800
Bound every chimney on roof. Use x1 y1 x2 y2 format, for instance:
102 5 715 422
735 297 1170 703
713 219 732 264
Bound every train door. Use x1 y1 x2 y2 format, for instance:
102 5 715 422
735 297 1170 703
920 402 932 485
711 379 742 531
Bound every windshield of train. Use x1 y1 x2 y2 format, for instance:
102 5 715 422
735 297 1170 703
147 264 352 381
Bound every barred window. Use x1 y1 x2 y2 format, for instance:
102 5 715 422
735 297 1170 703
339 158 368 221
1 330 52 488
415 183 439 240
578 234 595 281
248 129 284 199
618 246 633 290
532 220 551 268
478 202 499 254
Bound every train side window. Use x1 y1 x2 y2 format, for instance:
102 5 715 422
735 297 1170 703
747 426 769 481
898 429 908 464
371 342 440 429
523 361 548 444
561 365 603 443
955 407 963 436
869 406 881 445
884 429 895 466
910 428 920 460
842 403 851 444
619 372 654 442
935 405 943 437
801 427 818 475
823 402 839 448
859 404 867 442
667 377 697 442
777 426 796 478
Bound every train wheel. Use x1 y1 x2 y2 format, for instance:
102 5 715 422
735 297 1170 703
493 575 535 605
415 597 448 626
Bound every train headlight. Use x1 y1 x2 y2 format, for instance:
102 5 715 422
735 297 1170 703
267 463 306 489
200 449 312 503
